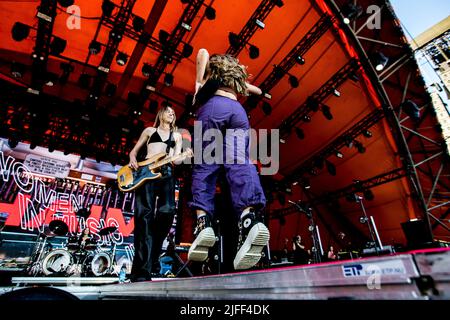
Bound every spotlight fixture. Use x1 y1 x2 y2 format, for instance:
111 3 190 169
8 138 19 149
116 52 128 66
89 40 101 55
303 115 311 123
273 65 285 79
372 51 389 71
249 45 260 59
359 216 368 224
78 73 91 89
325 160 336 176
45 72 58 87
363 130 372 138
295 127 304 140
11 62 25 78
288 75 299 88
402 99 420 122
262 102 272 115
301 178 311 189
296 55 305 65
228 32 240 48
102 0 115 16
335 150 344 158
273 0 284 7
341 2 363 24
30 142 37 150
141 63 153 77
344 136 353 148
105 82 117 97
11 22 30 42
164 73 174 86
58 0 74 8
255 19 265 29
132 16 145 32
182 43 193 58
48 143 55 153
354 140 366 153
50 37 67 55
158 29 170 47
205 6 216 20
363 189 375 201
307 97 319 111
321 105 333 120
332 88 341 97
148 100 158 112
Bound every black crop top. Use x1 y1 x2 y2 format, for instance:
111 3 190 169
147 129 176 149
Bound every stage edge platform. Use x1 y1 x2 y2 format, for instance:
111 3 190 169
1 249 449 300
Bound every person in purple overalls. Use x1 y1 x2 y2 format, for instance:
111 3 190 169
188 48 270 270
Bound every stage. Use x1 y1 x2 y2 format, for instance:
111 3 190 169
1 248 448 300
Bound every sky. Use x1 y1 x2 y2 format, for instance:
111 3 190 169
390 0 450 39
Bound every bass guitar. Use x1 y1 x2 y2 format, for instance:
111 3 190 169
117 150 192 192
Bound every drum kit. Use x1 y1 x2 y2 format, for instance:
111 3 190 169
27 220 118 277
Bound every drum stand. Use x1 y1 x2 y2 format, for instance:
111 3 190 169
27 234 49 276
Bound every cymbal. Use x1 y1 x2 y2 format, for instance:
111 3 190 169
48 220 69 236
99 226 117 236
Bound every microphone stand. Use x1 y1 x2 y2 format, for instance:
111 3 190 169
355 195 382 255
289 201 323 264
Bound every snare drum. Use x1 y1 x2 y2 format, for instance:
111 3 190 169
42 249 74 275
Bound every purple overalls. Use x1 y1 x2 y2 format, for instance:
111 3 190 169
190 95 266 218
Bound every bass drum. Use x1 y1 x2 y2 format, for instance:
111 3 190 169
42 249 74 275
83 252 111 276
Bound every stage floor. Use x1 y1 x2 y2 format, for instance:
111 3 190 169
1 248 449 300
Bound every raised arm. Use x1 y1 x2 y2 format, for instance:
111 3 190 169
196 48 210 92
246 82 262 96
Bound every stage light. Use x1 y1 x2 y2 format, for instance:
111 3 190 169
326 160 336 176
205 6 216 20
255 19 265 29
363 130 372 138
321 105 333 120
164 73 174 86
182 43 193 58
335 150 344 158
141 63 152 78
273 0 284 7
249 45 259 59
341 2 363 24
79 73 91 89
89 40 101 55
12 22 30 42
228 32 241 49
102 0 115 16
273 65 285 79
159 29 170 46
50 37 67 55
8 138 18 149
30 142 37 150
302 178 311 189
58 0 74 8
372 51 389 71
344 136 353 148
332 88 341 97
288 75 299 88
45 72 58 87
303 115 311 123
350 71 359 82
402 99 420 122
116 52 128 66
149 100 158 113
48 144 55 153
262 102 272 115
363 189 375 201
105 82 116 96
307 97 319 111
354 140 366 153
295 127 304 140
133 16 145 32
296 55 305 65
11 62 25 78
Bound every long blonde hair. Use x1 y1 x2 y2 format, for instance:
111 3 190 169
206 54 248 96
153 105 178 131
